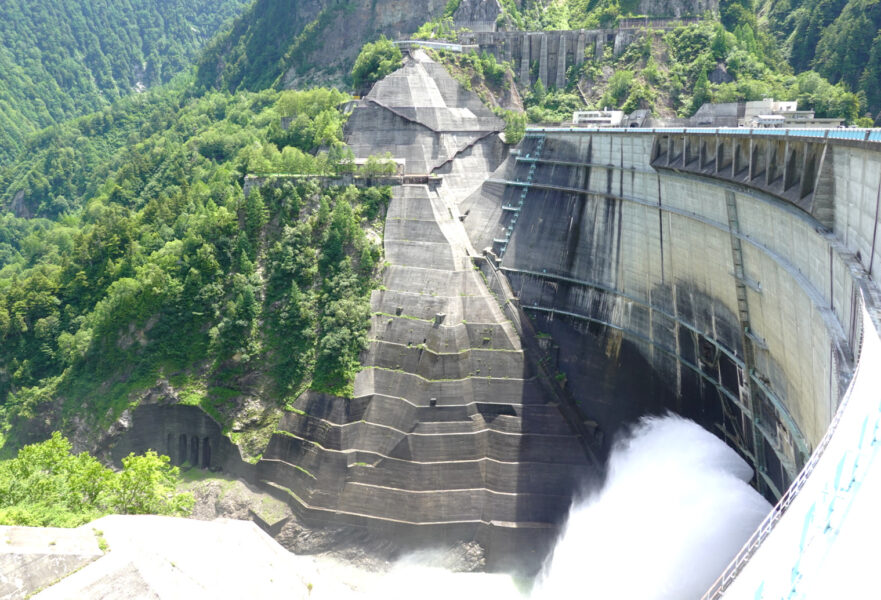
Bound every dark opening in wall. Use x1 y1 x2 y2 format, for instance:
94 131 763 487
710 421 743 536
202 437 211 469
719 354 739 396
108 404 250 480
476 403 518 421
699 336 719 368
190 435 199 466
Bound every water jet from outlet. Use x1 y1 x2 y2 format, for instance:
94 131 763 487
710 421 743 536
533 414 772 599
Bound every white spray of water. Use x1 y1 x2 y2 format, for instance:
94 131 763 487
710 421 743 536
302 414 772 599
533 414 772 600
301 550 525 599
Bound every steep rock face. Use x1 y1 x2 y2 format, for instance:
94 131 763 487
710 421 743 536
196 0 448 91
280 0 449 87
636 0 718 16
453 0 502 31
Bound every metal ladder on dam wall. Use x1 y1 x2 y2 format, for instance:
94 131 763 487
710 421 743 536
495 134 545 258
724 190 769 497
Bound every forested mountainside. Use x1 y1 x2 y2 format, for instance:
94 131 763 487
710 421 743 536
0 0 250 164
0 0 877 482
0 83 389 458
194 0 448 92
194 0 877 121
762 0 881 115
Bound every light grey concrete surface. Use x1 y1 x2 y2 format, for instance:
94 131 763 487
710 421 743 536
1 525 102 600
25 515 322 600
345 50 505 177
257 53 592 570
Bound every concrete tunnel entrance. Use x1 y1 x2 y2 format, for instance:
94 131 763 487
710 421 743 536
110 404 244 474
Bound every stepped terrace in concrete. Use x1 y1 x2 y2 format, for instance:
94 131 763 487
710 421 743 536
255 51 595 570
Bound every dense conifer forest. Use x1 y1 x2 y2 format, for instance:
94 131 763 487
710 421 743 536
0 0 250 163
0 84 389 460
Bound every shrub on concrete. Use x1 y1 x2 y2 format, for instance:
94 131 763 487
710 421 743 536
351 36 403 91
502 110 527 144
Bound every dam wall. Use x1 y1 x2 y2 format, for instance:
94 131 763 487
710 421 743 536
93 48 881 583
462 128 880 500
457 29 599 89
456 20 702 89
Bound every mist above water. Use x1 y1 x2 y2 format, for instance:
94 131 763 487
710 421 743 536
307 414 772 599
533 414 772 600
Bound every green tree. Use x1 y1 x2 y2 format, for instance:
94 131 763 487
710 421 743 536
351 36 403 91
110 452 194 516
0 433 192 527
689 70 711 115
503 111 527 145
601 70 634 108
859 33 881 116
532 78 548 105
359 153 399 177
711 24 731 61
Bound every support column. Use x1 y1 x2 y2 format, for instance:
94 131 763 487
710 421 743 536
520 34 530 84
781 140 792 190
576 31 586 65
748 139 755 180
556 34 567 89
539 34 549 87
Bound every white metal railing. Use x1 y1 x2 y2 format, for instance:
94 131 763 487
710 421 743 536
700 297 869 599
525 126 881 143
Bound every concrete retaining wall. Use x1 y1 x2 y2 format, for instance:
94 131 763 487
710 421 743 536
106 404 252 480
458 22 698 88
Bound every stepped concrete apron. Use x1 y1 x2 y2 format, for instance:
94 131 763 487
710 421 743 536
257 50 592 567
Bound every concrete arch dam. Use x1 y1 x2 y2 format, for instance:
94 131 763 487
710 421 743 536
460 126 881 590
69 42 881 595
108 49 879 590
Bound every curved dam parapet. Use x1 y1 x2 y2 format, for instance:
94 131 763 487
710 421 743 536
461 126 881 589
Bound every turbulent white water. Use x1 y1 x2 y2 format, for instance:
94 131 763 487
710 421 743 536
532 414 772 600
306 414 772 599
